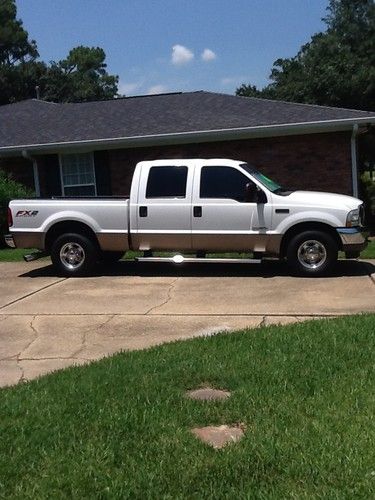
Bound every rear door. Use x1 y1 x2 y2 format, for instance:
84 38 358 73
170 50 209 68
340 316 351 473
191 164 269 251
135 162 193 251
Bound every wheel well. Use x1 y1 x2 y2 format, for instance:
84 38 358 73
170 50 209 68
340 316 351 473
45 221 98 252
280 222 342 258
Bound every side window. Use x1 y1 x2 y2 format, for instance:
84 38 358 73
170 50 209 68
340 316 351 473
200 166 250 202
146 166 188 198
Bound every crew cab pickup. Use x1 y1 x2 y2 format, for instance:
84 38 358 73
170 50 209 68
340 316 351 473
6 158 367 276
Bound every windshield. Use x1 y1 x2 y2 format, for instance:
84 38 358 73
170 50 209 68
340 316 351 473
240 163 286 194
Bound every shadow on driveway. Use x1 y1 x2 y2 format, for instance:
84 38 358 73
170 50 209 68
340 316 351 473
19 259 375 279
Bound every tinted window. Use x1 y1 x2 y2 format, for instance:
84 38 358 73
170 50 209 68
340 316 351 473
146 166 188 198
200 166 250 202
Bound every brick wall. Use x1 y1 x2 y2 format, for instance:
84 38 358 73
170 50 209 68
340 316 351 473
108 131 353 196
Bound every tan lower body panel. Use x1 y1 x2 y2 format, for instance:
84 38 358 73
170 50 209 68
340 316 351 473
96 233 129 252
192 233 282 254
133 232 282 254
12 232 44 249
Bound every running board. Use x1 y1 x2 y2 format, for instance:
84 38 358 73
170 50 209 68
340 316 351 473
135 255 262 264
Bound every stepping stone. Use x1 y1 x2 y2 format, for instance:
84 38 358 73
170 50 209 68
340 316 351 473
191 425 245 449
186 387 231 401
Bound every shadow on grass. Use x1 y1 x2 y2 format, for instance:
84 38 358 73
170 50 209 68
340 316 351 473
18 258 375 279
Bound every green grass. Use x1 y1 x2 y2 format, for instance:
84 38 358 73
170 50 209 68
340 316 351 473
1 315 375 498
0 247 36 261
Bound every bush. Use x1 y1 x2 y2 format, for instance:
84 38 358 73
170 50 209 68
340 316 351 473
359 172 375 234
0 170 34 247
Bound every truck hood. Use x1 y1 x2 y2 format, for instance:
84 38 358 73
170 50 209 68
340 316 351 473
284 190 362 210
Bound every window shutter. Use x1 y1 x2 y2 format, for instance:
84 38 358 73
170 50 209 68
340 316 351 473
44 155 61 197
94 151 112 196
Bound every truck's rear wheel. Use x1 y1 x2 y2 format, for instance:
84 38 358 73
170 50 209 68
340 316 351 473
286 230 338 276
51 233 98 276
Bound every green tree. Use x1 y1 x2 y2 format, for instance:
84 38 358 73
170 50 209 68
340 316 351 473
0 0 46 105
236 0 375 111
42 46 119 102
0 1 119 104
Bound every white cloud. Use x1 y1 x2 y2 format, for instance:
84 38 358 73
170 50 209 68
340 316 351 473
201 48 217 62
118 81 142 95
147 84 168 95
171 44 194 65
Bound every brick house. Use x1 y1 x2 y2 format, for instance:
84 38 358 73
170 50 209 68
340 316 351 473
0 91 374 198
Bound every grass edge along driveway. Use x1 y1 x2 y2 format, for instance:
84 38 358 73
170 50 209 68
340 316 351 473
1 314 375 498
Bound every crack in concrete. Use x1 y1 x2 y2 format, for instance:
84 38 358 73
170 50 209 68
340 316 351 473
18 356 90 361
0 278 67 311
145 278 179 315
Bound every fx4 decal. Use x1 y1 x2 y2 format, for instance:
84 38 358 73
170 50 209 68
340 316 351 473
16 210 39 217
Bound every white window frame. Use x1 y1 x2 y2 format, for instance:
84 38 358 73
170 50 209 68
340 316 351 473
59 152 97 196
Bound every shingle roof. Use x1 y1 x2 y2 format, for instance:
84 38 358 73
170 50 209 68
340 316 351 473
0 91 374 152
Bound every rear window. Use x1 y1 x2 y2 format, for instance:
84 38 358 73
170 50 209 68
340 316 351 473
146 166 188 198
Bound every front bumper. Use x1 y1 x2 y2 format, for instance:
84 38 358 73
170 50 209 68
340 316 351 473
336 227 368 253
4 234 16 248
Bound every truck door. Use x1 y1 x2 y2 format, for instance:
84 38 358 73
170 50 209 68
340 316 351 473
191 164 271 251
135 162 193 251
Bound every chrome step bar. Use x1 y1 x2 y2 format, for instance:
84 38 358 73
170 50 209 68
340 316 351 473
136 255 262 264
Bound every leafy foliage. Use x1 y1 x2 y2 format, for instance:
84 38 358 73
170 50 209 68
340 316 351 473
43 46 118 102
0 169 33 246
236 0 375 111
0 0 118 104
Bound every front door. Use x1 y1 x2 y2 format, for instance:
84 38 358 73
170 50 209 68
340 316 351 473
191 164 270 252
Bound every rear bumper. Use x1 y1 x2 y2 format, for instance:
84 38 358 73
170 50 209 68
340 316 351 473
336 227 368 253
4 232 44 250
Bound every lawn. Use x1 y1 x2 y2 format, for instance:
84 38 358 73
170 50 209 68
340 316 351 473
1 239 375 262
0 315 374 498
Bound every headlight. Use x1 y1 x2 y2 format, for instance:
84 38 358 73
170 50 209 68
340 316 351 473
346 208 360 227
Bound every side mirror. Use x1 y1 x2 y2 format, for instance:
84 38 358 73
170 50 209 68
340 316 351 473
245 183 267 204
256 189 267 204
244 182 257 202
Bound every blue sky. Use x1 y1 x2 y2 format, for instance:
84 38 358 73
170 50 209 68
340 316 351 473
17 0 328 96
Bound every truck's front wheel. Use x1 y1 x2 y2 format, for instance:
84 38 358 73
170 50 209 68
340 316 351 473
286 230 338 276
51 233 98 276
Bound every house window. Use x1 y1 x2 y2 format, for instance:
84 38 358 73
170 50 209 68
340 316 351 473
60 153 96 196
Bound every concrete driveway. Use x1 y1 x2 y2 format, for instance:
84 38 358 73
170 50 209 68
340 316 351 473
1 259 374 387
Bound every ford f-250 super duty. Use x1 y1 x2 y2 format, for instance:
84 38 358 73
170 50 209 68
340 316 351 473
6 158 367 276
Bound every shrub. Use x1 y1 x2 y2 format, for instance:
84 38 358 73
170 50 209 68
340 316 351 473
359 172 375 234
0 170 34 247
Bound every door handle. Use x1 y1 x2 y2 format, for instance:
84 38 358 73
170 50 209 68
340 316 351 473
139 206 148 217
193 206 202 217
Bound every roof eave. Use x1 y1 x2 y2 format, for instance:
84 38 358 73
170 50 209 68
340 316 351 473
0 116 374 156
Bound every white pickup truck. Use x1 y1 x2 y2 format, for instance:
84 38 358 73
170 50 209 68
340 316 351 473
6 158 367 276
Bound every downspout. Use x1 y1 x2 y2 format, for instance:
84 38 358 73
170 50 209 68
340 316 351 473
22 150 40 197
351 124 359 198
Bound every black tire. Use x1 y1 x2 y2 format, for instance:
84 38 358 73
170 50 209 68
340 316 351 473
51 233 99 276
100 251 124 263
286 230 338 276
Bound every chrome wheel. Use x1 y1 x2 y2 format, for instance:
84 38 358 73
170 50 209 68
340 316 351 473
297 240 327 270
60 242 85 270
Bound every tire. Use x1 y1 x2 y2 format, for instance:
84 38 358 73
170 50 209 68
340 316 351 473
286 230 338 276
51 233 99 276
100 251 124 263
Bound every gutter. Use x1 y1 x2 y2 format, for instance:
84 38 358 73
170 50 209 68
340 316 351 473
351 124 359 198
1 115 375 155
